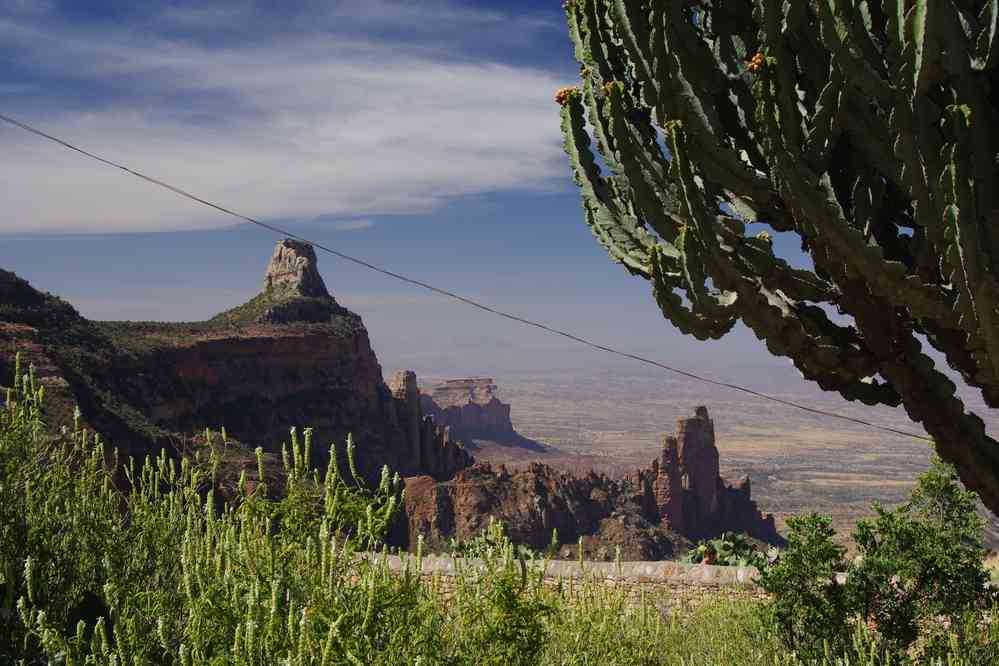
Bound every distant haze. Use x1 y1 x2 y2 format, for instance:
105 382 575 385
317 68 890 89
0 0 993 446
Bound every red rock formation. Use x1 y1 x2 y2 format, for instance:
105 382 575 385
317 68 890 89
419 378 515 439
643 406 778 541
402 406 781 557
403 462 685 560
390 370 423 469
651 435 685 533
677 406 720 521
262 240 329 298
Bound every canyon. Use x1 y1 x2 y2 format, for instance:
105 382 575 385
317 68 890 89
1 239 779 556
401 406 780 558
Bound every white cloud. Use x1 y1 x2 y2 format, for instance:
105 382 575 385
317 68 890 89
331 219 376 232
0 3 573 234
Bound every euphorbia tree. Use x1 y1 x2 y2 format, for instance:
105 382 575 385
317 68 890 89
557 0 999 512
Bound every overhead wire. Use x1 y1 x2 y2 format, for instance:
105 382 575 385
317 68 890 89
0 111 934 442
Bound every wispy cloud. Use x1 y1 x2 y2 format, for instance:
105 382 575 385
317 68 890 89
331 219 376 232
0 1 573 235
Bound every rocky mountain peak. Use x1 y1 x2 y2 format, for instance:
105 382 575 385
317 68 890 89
263 240 330 299
213 239 345 325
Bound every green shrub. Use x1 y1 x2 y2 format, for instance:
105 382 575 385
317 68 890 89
453 555 552 666
681 531 772 569
1 355 425 664
1 354 996 664
847 458 994 657
446 518 555 562
755 513 853 658
758 459 998 662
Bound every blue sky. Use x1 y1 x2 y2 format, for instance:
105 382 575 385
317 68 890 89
0 0 807 384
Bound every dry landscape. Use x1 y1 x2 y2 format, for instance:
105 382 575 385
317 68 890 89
416 365 999 550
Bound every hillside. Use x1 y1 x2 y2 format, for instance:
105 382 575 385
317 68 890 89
0 240 472 491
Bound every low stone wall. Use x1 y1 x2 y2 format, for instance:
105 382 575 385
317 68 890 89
359 553 770 610
357 553 994 611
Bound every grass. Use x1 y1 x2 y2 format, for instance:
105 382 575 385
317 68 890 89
1 358 997 664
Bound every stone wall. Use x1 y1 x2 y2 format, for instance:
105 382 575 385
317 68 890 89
356 553 996 611
359 552 769 610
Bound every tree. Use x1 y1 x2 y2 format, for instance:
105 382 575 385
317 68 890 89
557 0 999 513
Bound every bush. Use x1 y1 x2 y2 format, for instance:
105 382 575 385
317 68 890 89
446 518 555 562
848 458 995 658
1 355 422 664
758 459 998 662
1 354 996 664
453 554 552 666
681 531 772 569
755 513 853 658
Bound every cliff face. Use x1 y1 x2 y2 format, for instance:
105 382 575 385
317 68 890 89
419 378 515 440
403 462 686 560
389 370 474 482
402 407 781 558
417 377 548 459
0 240 472 485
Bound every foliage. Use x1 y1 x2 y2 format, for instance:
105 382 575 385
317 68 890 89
755 513 853 658
446 518 556 562
558 0 999 514
848 458 994 655
209 285 353 328
1 355 414 664
1 356 996 664
682 531 772 569
451 546 553 666
757 460 998 662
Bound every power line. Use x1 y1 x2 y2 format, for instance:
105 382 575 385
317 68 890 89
0 111 933 442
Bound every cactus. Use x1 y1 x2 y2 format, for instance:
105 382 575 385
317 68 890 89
682 532 771 569
558 0 999 513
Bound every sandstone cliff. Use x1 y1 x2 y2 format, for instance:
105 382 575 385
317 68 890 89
402 406 781 558
402 461 687 560
2 245 775 558
418 377 546 455
0 240 472 486
420 378 514 438
635 406 778 541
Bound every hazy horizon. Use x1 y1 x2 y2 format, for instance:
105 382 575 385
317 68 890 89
0 0 992 443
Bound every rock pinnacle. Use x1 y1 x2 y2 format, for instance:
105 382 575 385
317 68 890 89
263 240 330 299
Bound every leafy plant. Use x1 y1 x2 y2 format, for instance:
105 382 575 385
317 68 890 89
1 354 996 664
446 518 556 562
758 459 997 662
452 539 553 666
1 354 417 664
755 513 853 659
682 531 772 569
847 458 994 656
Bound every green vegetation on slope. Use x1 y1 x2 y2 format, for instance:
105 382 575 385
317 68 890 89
0 269 170 444
210 285 353 327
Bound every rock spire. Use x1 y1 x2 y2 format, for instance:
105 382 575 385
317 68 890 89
263 240 330 299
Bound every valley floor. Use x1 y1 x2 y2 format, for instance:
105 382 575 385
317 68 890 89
416 367 999 551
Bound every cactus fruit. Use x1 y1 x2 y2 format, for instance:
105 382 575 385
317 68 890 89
558 0 999 514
